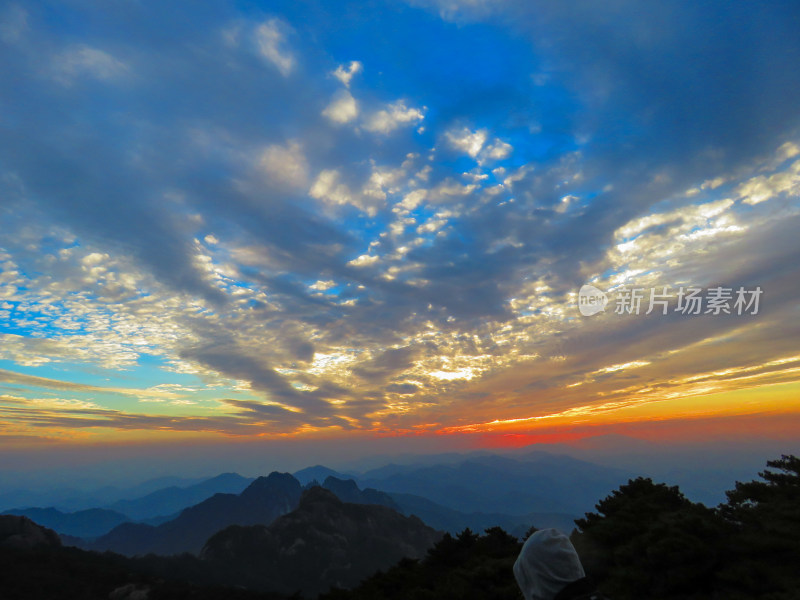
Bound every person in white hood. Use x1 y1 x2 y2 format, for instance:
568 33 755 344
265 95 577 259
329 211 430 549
513 528 607 600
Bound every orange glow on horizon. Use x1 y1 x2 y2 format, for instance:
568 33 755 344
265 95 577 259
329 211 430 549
434 380 800 437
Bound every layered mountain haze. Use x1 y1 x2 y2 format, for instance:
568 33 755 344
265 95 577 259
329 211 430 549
79 470 431 556
7 445 764 561
388 492 576 537
506 435 797 505
56 450 623 557
108 472 254 521
0 448 641 561
88 472 302 556
320 476 401 510
1 507 129 539
0 475 212 514
293 466 353 486
2 445 795 599
357 453 627 516
1 472 258 540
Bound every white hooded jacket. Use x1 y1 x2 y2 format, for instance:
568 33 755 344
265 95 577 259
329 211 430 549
513 528 586 600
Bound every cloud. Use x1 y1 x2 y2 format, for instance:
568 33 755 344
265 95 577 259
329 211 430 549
737 158 800 205
53 44 128 84
348 253 380 267
407 0 507 21
352 346 419 383
482 138 512 161
310 169 356 208
363 100 425 134
0 369 195 403
386 382 419 394
0 0 799 444
444 127 512 163
309 169 384 216
0 369 104 392
0 4 27 44
332 61 362 87
256 19 295 76
445 127 487 157
259 141 309 188
322 89 358 124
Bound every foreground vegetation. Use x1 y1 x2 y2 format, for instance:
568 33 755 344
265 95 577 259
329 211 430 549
323 455 800 600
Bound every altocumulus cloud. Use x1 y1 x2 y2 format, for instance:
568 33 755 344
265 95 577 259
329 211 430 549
0 0 799 441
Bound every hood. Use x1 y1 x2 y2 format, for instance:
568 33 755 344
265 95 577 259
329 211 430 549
513 528 586 600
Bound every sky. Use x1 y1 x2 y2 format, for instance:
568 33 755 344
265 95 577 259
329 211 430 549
1 0 799 479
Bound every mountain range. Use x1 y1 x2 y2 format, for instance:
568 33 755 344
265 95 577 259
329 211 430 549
107 472 253 521
6 450 624 548
0 489 442 599
86 472 302 556
2 472 256 539
0 474 210 513
201 486 441 596
388 491 576 537
1 507 130 539
356 452 629 516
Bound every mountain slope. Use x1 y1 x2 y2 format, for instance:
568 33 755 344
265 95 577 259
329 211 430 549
321 476 400 510
293 465 351 486
0 539 285 600
0 475 207 513
317 526 523 600
108 472 254 520
201 486 442 596
0 515 61 549
1 507 129 539
88 472 301 556
358 452 629 516
389 491 578 536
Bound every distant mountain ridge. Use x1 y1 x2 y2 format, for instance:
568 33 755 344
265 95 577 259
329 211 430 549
0 474 209 513
320 476 401 510
2 472 256 540
108 472 254 520
389 491 577 536
293 465 352 485
88 472 301 556
83 471 423 557
1 507 130 539
58 451 623 556
356 452 629 516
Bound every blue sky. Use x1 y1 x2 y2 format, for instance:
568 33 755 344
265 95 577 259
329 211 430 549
0 0 799 459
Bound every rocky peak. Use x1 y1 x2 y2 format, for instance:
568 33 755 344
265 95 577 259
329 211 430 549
240 472 301 500
0 515 61 549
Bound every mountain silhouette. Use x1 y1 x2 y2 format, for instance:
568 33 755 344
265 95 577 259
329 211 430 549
87 472 301 556
321 476 400 510
0 515 61 549
108 472 254 520
293 465 351 486
201 486 442 596
358 453 629 515
1 507 129 539
0 475 209 513
388 491 577 536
